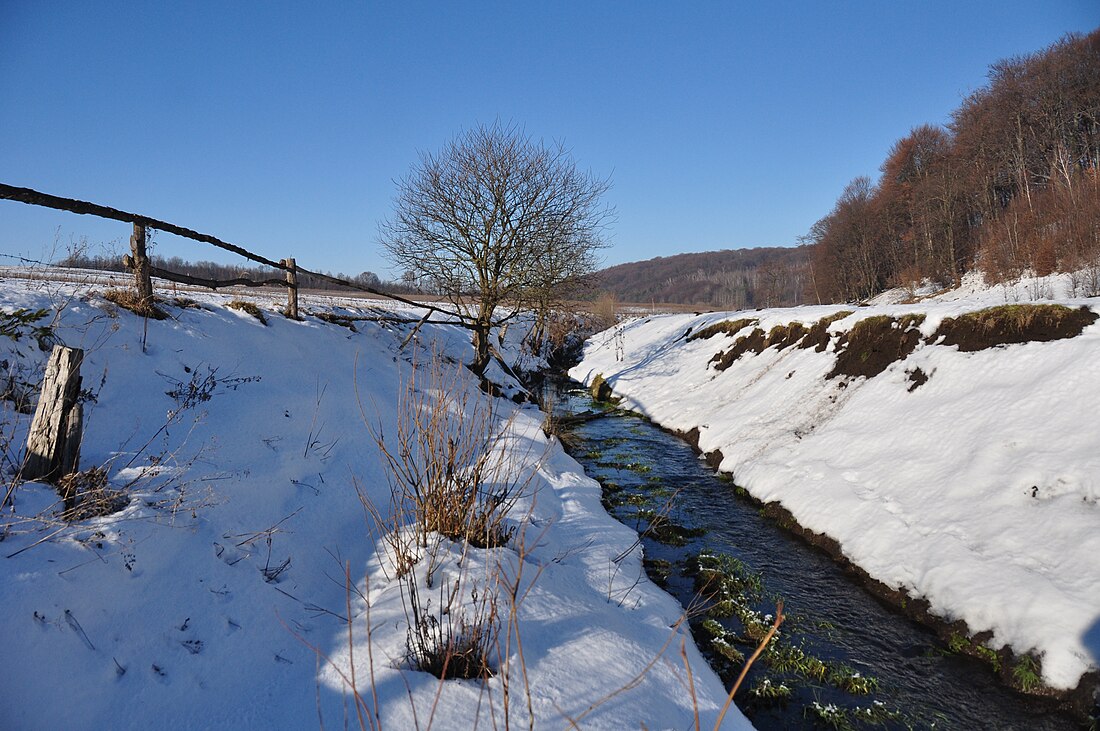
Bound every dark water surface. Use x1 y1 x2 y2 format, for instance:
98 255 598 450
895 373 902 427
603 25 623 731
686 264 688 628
548 378 1081 730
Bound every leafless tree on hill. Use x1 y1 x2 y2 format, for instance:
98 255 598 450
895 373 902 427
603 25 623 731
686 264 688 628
379 122 612 374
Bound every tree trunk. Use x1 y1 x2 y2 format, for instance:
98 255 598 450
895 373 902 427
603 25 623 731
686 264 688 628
471 324 491 375
22 345 84 483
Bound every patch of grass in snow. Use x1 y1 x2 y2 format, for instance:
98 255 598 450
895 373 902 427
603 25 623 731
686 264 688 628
103 288 168 320
226 299 267 325
932 303 1097 351
687 317 759 342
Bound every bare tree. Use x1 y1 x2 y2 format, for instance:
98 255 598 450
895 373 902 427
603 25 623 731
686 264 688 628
380 123 612 374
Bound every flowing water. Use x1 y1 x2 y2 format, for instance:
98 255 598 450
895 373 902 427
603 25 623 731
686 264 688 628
546 378 1084 730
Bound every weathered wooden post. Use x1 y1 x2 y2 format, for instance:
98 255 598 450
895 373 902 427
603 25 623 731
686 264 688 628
22 345 84 483
129 222 153 306
284 257 299 319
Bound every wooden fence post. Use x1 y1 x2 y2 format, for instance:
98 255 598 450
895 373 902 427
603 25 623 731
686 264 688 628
284 257 299 319
22 345 84 483
130 223 153 305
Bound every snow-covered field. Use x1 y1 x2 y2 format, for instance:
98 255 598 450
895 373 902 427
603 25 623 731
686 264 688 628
572 272 1100 695
0 269 750 730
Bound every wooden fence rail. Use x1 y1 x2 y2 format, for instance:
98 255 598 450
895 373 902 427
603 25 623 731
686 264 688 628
0 183 456 321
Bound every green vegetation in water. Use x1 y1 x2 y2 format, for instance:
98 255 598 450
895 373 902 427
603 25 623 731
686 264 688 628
828 665 879 695
766 643 829 682
747 677 793 704
696 619 746 678
633 509 705 546
691 550 764 600
804 701 854 731
642 557 673 588
851 701 907 726
608 493 649 508
583 449 603 460
596 459 653 474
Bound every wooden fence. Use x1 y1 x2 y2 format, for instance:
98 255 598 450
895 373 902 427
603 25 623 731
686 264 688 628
0 183 454 321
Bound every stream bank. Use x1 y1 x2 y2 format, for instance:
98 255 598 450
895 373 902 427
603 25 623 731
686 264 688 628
546 375 1088 729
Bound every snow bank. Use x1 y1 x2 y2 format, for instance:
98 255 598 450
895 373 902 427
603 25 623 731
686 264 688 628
572 288 1100 692
0 271 749 730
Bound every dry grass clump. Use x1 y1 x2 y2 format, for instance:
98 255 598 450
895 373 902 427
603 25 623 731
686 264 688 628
369 357 527 553
687 318 759 342
827 314 925 380
58 466 128 521
312 311 360 331
933 304 1097 351
171 297 203 310
227 299 268 325
103 289 167 320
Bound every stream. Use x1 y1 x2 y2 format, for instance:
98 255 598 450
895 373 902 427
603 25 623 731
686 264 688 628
546 377 1082 730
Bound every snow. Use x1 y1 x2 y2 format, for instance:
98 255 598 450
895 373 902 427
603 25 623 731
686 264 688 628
572 274 1100 691
0 269 750 730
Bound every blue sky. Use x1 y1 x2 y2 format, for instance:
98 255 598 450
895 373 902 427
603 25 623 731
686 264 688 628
1 2 1096 278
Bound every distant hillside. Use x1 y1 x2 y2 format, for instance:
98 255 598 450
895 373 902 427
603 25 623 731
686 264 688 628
595 245 813 309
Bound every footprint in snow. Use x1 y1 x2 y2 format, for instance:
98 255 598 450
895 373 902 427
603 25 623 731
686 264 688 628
180 639 204 655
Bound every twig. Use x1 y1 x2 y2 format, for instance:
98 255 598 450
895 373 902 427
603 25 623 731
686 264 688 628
713 600 784 729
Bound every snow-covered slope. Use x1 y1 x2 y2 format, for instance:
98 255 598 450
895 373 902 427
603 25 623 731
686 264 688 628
0 272 749 730
572 279 1100 693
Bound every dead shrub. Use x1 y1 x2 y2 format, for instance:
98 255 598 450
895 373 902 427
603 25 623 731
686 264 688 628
368 356 527 552
57 466 128 521
827 314 926 380
933 304 1098 351
102 289 167 320
405 574 498 680
227 299 267 325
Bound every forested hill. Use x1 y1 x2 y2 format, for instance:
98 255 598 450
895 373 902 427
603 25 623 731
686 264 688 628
595 245 812 309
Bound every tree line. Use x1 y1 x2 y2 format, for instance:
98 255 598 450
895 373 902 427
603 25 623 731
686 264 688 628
595 246 811 309
59 250 422 296
809 29 1100 303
